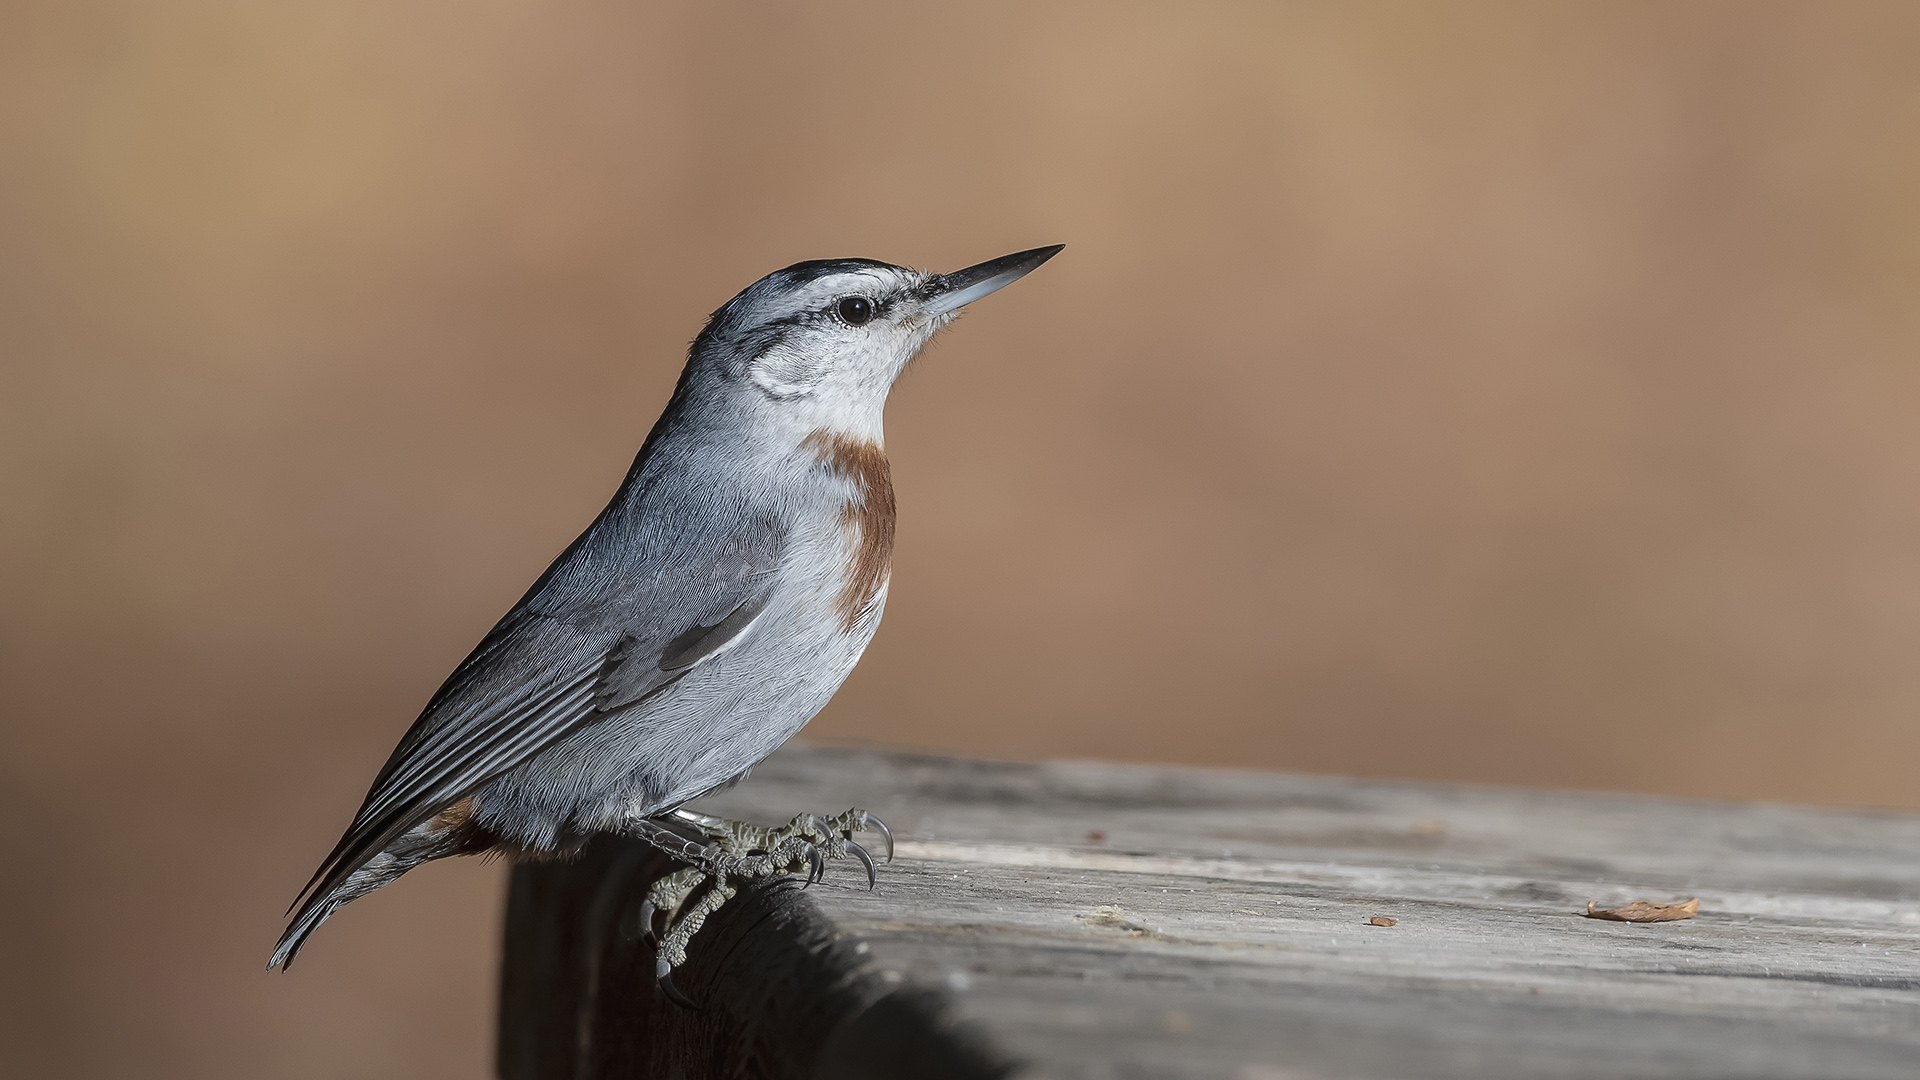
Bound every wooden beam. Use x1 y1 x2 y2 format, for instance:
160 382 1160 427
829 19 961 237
500 744 1920 1078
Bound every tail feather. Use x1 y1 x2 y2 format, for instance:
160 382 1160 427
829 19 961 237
271 816 484 970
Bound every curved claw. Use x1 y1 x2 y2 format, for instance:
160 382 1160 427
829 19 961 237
868 814 895 863
656 958 700 1012
804 842 827 887
846 839 877 889
636 899 658 947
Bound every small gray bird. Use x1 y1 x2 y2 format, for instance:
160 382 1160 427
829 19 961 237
274 245 1063 1002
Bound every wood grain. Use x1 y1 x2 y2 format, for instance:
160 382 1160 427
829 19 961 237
502 744 1920 1079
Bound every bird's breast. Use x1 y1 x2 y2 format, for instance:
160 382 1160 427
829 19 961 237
799 428 895 631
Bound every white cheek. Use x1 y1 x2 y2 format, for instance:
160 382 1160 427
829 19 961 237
750 343 827 399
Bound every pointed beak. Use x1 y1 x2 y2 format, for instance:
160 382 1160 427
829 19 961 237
920 244 1065 317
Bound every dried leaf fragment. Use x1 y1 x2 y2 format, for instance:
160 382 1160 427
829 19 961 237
1368 916 1397 927
1084 904 1151 936
1583 898 1700 922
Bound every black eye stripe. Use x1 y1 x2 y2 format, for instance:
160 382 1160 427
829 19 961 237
836 296 875 326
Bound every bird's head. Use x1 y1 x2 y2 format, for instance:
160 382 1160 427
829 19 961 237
688 245 1063 442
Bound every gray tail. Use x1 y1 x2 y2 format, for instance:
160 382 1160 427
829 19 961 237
271 820 473 970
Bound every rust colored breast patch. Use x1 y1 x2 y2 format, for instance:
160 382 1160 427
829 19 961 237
801 429 896 630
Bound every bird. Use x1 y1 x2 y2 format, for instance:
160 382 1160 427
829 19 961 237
272 244 1064 1004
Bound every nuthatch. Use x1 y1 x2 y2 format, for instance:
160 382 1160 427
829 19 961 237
273 245 1063 1005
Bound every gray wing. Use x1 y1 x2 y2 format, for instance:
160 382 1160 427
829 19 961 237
290 505 785 916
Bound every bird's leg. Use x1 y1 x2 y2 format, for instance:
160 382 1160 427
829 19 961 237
655 875 735 970
636 866 706 946
625 808 893 1008
636 866 728 1012
667 808 783 856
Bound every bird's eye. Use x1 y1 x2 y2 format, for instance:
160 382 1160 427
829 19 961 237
836 296 874 326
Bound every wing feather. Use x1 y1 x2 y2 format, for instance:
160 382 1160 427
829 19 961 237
288 504 788 921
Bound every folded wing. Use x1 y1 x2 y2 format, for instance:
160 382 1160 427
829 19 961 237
281 508 788 955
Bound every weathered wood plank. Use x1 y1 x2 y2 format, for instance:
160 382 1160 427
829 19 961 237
502 744 1920 1079
497 835 1012 1080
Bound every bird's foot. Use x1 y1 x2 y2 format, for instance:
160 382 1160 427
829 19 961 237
673 806 893 883
629 808 893 1009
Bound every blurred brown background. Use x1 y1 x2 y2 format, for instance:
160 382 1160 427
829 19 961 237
4 1 1918 1077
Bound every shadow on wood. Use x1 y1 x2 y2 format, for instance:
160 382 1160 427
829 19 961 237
497 836 1011 1080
